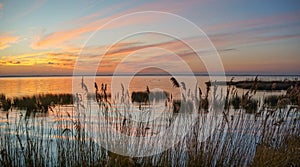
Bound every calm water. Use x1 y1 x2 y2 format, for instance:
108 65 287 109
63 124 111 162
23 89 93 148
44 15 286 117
0 75 297 98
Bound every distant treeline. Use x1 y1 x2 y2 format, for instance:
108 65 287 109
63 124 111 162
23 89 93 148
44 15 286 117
206 80 300 91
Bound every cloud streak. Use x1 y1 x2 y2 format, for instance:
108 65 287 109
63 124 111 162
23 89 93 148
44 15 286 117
207 10 300 47
14 0 47 20
31 13 159 50
0 33 19 50
30 0 198 50
207 11 300 32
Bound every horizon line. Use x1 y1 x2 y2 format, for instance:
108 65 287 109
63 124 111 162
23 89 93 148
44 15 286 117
0 72 300 78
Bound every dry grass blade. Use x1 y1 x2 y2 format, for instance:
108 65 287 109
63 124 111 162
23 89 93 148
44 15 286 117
94 82 98 92
181 82 186 90
61 128 72 135
170 77 180 88
81 76 88 93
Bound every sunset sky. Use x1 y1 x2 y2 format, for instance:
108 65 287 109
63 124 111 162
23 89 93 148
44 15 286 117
0 0 300 76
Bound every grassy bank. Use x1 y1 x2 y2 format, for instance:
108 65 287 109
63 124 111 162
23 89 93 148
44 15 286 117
206 78 300 91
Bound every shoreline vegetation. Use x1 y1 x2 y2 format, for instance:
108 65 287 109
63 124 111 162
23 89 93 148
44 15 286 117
1 78 299 113
0 77 299 166
206 80 300 91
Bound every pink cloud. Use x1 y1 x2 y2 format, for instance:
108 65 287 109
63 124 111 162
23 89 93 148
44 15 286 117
30 1 199 50
0 33 20 50
30 13 125 49
31 26 93 50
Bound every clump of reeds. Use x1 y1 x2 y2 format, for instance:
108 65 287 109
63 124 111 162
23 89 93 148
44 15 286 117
264 95 280 107
11 94 73 114
230 91 241 110
0 94 12 111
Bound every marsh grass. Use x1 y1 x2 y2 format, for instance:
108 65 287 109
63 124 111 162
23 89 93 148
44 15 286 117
0 78 299 166
0 94 12 111
12 94 73 113
252 135 300 166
